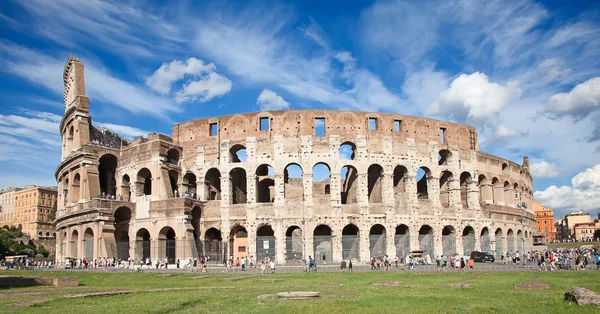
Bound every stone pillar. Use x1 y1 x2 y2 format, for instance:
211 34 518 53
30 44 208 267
248 227 257 264
434 228 443 257
332 231 342 263
358 173 368 214
386 227 395 258
196 178 206 201
274 173 285 206
359 230 370 263
448 178 461 208
456 234 464 255
275 220 285 264
303 172 313 207
467 182 480 209
330 172 341 215
247 174 257 204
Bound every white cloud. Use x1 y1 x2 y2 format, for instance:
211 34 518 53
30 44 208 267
534 164 600 214
146 58 217 94
427 72 522 122
257 89 290 111
175 72 232 104
546 77 600 119
530 161 559 178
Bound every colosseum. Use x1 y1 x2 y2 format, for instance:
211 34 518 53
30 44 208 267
54 56 536 266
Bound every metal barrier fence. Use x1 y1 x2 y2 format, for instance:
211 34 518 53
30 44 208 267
462 235 475 255
342 235 359 260
419 234 434 254
394 234 409 259
442 235 456 256
313 236 333 262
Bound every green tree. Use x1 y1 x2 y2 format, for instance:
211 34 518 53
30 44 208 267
48 202 57 222
37 244 50 258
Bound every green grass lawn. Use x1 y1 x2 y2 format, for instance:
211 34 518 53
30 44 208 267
547 241 600 249
1 270 599 313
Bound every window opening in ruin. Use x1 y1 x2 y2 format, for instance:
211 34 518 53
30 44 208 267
256 164 275 203
394 120 402 132
209 123 218 136
342 224 360 260
205 168 221 201
137 168 152 196
340 142 356 160
286 226 303 261
230 168 247 204
204 228 223 263
416 167 431 199
260 117 269 131
395 225 410 259
284 163 303 200
169 170 179 197
229 144 247 163
191 206 202 257
462 226 475 255
439 170 452 208
183 172 197 197
368 118 377 131
136 228 151 260
167 149 179 165
312 163 331 199
114 207 131 259
159 227 176 264
315 118 325 136
367 164 384 203
438 149 451 166
68 125 74 140
256 225 275 262
418 225 434 254
229 225 247 261
502 163 508 174
99 154 118 197
72 173 80 203
393 166 407 194
460 172 472 208
480 227 491 254
369 224 387 257
324 184 330 195
340 165 358 204
121 175 131 200
439 128 446 144
313 225 332 263
442 225 456 256
478 174 492 204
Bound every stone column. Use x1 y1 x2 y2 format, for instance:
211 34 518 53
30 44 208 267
456 234 464 255
434 228 443 257
386 227 395 258
358 173 368 215
274 173 285 206
248 227 257 264
330 173 341 215
196 178 205 201
247 174 257 204
448 178 461 208
275 220 285 264
332 231 342 263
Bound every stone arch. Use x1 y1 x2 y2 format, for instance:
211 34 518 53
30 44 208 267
478 174 492 204
71 229 79 257
191 206 202 257
229 225 248 261
438 149 452 166
460 172 472 208
229 144 247 163
183 172 197 197
256 164 274 203
494 228 504 256
169 169 179 196
480 227 491 253
395 224 410 258
506 229 515 252
417 167 432 199
340 142 356 160
502 163 509 174
256 225 275 262
284 163 303 200
517 229 524 253
313 224 332 263
418 225 434 254
137 168 152 196
369 224 386 257
492 177 503 204
285 226 303 261
462 226 475 255
166 148 180 165
136 228 151 261
393 165 408 194
230 168 247 204
503 181 513 206
342 224 360 261
121 174 131 200
312 162 331 198
114 206 131 259
205 168 221 200
442 225 457 256
98 154 118 197
367 164 384 203
439 170 453 207
204 228 223 263
341 165 358 204
71 173 81 203
84 228 94 259
158 226 176 264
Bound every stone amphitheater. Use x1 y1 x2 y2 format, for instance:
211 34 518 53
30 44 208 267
54 56 535 265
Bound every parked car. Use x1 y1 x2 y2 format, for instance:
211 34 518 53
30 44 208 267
470 251 495 263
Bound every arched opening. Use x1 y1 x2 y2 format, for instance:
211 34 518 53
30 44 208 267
462 226 475 255
442 226 456 256
417 167 431 199
324 184 330 194
438 149 452 166
439 170 453 207
205 168 221 200
136 228 151 261
285 226 303 261
342 224 360 260
341 165 358 204
169 169 179 197
393 166 407 194
159 227 176 264
230 168 247 204
166 148 180 165
63 178 69 205
256 225 275 262
369 224 386 257
418 225 434 254
367 164 384 203
517 230 523 253
284 163 303 200
114 207 131 259
71 230 79 257
340 142 356 160
68 125 74 140
394 225 409 259
256 164 274 203
313 225 332 263
137 168 152 196
229 225 248 262
480 227 491 254
478 175 492 204
506 229 515 253
229 144 247 163
84 228 94 259
492 178 503 204
120 174 131 201
460 172 472 208
312 163 331 200
191 206 202 257
98 154 118 197
504 181 513 206
495 228 503 257
183 172 197 198
71 173 81 203
204 228 223 263
502 163 509 174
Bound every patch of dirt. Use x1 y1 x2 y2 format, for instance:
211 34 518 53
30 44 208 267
157 273 172 278
254 278 284 283
443 279 475 289
564 287 600 307
6 298 51 308
515 278 549 291
220 276 249 282
372 280 404 286
257 294 277 299
188 276 212 280
319 281 340 285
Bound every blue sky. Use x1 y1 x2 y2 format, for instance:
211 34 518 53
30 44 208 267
1 0 599 219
